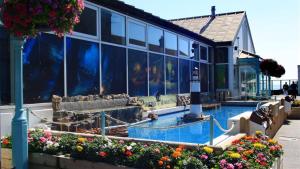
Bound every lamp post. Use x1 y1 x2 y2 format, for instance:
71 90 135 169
10 35 28 169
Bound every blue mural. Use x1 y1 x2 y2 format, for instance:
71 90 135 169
101 44 127 95
166 56 178 94
149 53 165 96
23 33 64 103
66 38 99 96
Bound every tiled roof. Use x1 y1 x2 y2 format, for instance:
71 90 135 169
170 11 245 43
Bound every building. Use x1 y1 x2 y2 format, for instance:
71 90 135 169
0 0 262 107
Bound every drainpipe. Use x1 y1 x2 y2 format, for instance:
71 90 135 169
10 35 28 169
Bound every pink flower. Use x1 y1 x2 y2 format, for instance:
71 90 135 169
235 162 243 169
44 131 52 139
200 154 208 160
119 140 124 144
28 137 33 143
39 137 47 143
227 163 234 169
237 147 244 152
220 159 227 167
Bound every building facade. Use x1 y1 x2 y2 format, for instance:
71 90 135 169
0 0 260 106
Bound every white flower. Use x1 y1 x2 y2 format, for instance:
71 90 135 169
28 128 35 132
126 146 132 150
183 160 187 165
54 143 59 147
46 141 53 145
130 142 136 147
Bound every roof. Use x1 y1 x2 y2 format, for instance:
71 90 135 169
238 50 262 60
170 11 245 43
87 0 215 46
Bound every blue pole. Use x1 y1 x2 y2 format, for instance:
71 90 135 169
11 36 28 169
101 112 105 136
209 115 214 145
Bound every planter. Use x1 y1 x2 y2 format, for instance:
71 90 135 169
1 148 12 169
288 107 300 119
271 156 283 169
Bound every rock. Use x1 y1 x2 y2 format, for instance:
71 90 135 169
148 113 158 120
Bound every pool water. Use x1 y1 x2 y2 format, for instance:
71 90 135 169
128 106 255 144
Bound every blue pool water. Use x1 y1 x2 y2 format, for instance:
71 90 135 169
128 106 255 144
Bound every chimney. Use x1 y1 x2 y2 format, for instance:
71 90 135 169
211 6 216 18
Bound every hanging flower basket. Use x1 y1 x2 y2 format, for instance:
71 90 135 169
0 0 85 38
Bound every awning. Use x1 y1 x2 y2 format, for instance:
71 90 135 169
238 50 263 60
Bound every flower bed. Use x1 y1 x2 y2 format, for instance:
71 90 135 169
1 130 283 169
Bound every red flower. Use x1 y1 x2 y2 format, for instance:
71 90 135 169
2 138 9 145
125 150 133 157
98 151 107 157
49 11 57 18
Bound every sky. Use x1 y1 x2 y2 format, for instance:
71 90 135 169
122 0 300 80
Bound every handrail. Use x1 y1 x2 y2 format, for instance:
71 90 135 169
213 118 236 133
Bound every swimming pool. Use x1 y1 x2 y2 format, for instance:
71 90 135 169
128 106 255 144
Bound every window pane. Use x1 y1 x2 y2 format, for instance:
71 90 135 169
148 26 164 53
165 32 177 56
0 27 10 105
101 9 125 45
149 54 165 96
101 44 127 95
179 38 189 56
215 64 228 89
128 49 148 96
215 47 228 63
74 7 97 36
200 46 207 60
200 63 208 92
179 59 190 93
66 38 99 96
166 56 178 94
190 41 200 60
128 21 146 47
208 47 213 63
23 33 64 103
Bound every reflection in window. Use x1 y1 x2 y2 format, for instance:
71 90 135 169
148 26 164 53
179 38 189 56
179 59 190 93
128 21 146 47
190 41 200 60
215 64 228 89
149 54 165 96
166 56 178 94
101 44 126 95
23 33 64 103
101 9 126 45
200 63 208 92
215 47 228 63
66 38 99 96
128 49 148 96
74 7 97 36
0 27 10 105
200 46 207 60
165 32 177 56
209 64 214 92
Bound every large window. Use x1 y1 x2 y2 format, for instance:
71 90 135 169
179 59 190 93
148 26 164 53
74 7 97 36
200 63 208 92
165 32 177 56
66 38 99 96
215 64 228 89
215 47 228 63
0 27 10 105
23 33 64 103
149 54 165 96
166 56 178 94
178 38 189 56
128 21 146 47
101 44 127 95
200 46 207 60
128 49 148 96
101 9 126 45
190 41 200 61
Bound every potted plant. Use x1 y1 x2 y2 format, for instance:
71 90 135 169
0 0 84 38
289 100 300 119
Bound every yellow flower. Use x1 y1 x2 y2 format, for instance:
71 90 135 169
253 143 266 149
76 145 84 152
268 139 277 144
229 153 241 159
78 138 87 143
203 146 214 154
255 131 263 135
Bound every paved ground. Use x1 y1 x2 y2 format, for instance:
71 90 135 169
274 119 300 169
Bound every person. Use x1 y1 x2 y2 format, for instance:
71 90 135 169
290 81 298 99
283 82 289 96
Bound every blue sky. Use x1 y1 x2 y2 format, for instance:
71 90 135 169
123 0 300 79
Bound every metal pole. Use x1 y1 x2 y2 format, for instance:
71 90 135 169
101 112 105 136
209 115 214 145
11 35 28 169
